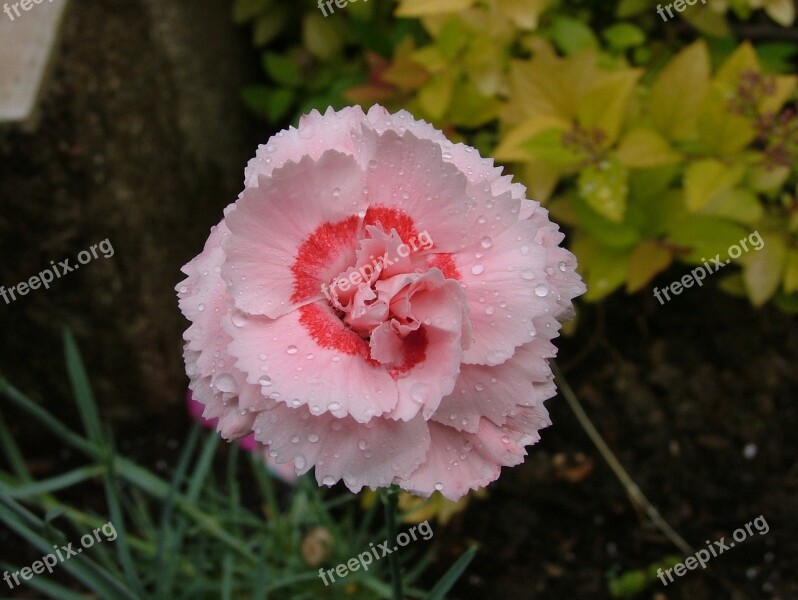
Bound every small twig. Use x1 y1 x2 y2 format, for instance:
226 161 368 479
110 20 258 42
552 361 694 556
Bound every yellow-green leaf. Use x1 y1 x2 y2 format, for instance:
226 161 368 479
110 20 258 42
647 41 711 141
684 159 745 212
578 158 629 223
303 13 343 61
497 0 552 30
764 0 796 26
578 68 642 145
626 241 673 292
697 87 756 155
494 116 571 162
783 249 798 294
714 42 760 96
616 128 681 168
417 68 458 120
396 0 477 17
697 188 763 224
741 231 787 306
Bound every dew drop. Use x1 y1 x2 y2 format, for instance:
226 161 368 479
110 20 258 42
308 433 320 443
258 353 268 361
434 482 444 491
291 435 300 443
521 271 536 281
481 236 493 249
197 303 205 312
410 382 430 404
558 261 568 272
294 455 306 470
477 215 487 224
471 264 485 275
258 376 272 386
231 311 247 327
485 306 495 315
358 440 368 450
534 284 549 297
286 345 298 355
322 476 336 486
214 374 237 393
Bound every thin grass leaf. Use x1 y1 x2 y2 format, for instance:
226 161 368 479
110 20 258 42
0 499 139 600
0 561 87 600
0 409 32 482
63 329 104 445
101 430 145 596
423 545 478 600
0 464 104 499
221 552 235 600
155 422 201 599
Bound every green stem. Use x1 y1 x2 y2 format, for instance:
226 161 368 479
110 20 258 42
383 486 403 600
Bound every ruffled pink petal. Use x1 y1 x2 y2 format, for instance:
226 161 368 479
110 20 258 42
432 338 558 433
454 214 553 366
253 405 431 491
225 305 398 423
403 404 552 501
224 150 368 319
244 106 369 188
359 128 472 254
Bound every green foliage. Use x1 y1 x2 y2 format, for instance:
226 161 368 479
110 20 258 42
0 333 463 599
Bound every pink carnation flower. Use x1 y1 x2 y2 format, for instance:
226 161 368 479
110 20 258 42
176 105 585 501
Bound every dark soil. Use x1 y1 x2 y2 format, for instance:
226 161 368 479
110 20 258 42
1 2 796 600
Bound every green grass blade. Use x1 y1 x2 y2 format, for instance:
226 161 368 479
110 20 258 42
155 422 202 599
0 409 32 482
101 431 146 596
423 545 478 600
1 561 87 600
62 329 103 445
0 498 140 600
0 464 104 499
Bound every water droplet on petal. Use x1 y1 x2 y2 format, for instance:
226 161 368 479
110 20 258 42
294 455 306 470
410 382 430 404
521 271 536 281
197 303 205 312
291 435 300 443
434 482 444 491
485 306 494 315
558 261 568 272
286 345 298 355
534 284 549 297
471 264 485 275
358 440 368 450
258 376 272 386
481 236 493 249
322 476 336 486
308 433 319 443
